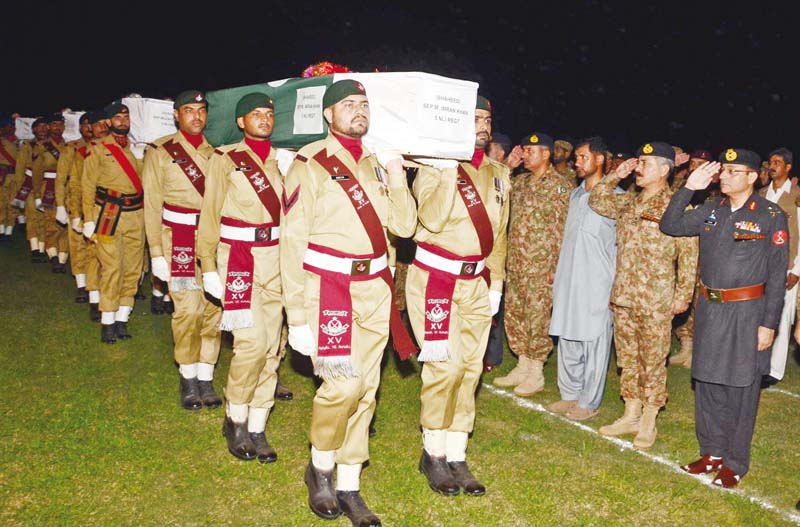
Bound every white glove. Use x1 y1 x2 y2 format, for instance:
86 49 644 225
489 291 502 316
56 206 69 225
82 221 95 240
414 158 459 170
34 198 43 211
71 217 82 234
203 272 224 299
151 256 170 282
288 324 316 357
275 148 296 177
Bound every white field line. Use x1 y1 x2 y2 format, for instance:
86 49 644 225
766 387 800 400
483 384 800 526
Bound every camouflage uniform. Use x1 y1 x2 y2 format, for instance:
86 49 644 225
589 177 697 408
504 165 572 362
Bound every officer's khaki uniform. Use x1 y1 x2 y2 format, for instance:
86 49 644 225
280 135 417 464
407 157 510 433
505 166 572 362
33 139 69 256
82 135 144 313
13 140 46 243
197 141 283 411
72 140 101 294
57 138 91 274
144 132 221 368
590 177 697 407
0 137 19 231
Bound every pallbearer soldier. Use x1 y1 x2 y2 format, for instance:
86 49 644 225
589 142 697 448
12 117 49 262
197 93 287 463
281 80 417 526
144 90 223 411
56 113 93 301
33 113 70 273
0 117 20 241
407 96 510 497
82 102 144 343
662 149 788 488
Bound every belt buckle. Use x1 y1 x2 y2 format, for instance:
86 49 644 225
254 227 271 242
460 261 477 276
351 259 370 276
707 288 723 303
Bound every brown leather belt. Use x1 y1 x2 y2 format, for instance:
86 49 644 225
701 282 765 303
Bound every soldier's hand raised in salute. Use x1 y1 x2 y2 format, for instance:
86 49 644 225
505 146 523 169
685 161 721 191
612 157 638 179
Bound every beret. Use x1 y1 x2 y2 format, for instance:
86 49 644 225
690 149 713 161
719 148 761 170
636 141 675 163
174 90 207 110
521 132 554 149
476 95 491 112
103 101 129 119
322 79 367 109
235 92 274 118
48 113 65 123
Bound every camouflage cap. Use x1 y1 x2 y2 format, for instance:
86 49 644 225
554 139 573 152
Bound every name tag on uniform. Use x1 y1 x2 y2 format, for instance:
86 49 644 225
331 175 349 181
733 232 766 241
171 158 188 164
234 166 252 172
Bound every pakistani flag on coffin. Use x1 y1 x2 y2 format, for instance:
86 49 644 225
205 72 479 160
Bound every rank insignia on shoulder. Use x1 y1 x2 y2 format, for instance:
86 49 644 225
748 201 757 211
214 149 225 155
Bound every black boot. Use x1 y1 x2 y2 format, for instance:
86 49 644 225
337 491 381 527
222 417 256 460
163 298 174 314
150 295 165 315
101 324 116 344
75 287 89 304
30 250 41 263
275 377 293 401
198 380 222 408
36 251 47 263
134 279 146 300
249 432 278 463
115 321 132 340
50 256 59 273
448 461 486 496
179 376 202 410
89 303 101 323
305 461 341 520
418 450 459 496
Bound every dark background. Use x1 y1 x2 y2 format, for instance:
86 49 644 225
2 0 796 159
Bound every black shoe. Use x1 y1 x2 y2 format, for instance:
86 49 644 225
101 323 116 344
134 283 146 300
198 380 222 408
369 423 377 438
75 287 89 304
222 416 256 460
275 379 293 401
179 376 202 410
36 251 47 263
31 250 42 263
448 461 486 496
249 432 278 463
49 256 58 270
418 450 459 496
305 461 341 520
115 321 132 340
89 303 101 323
57 263 67 274
337 491 381 527
761 374 779 389
163 298 174 314
150 295 165 315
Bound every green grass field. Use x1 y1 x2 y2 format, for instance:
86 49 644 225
1 231 799 526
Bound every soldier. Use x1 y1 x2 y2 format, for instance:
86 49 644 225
12 117 49 262
589 142 697 448
56 113 93 301
82 102 144 343
407 95 509 498
144 90 223 411
662 149 788 488
493 132 571 396
485 132 511 164
197 93 288 463
281 80 416 526
0 116 19 241
760 147 798 385
33 113 70 273
553 139 576 181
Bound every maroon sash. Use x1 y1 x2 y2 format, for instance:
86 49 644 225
41 172 57 209
162 139 206 196
12 169 33 209
43 141 61 161
456 164 495 258
227 150 281 221
162 203 200 291
311 150 417 365
103 143 143 195
0 141 16 168
0 166 9 186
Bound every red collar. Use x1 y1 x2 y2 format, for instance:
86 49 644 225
471 148 485 170
333 132 363 163
180 130 204 149
112 134 128 149
245 137 271 162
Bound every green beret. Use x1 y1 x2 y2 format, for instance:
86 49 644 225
104 101 129 119
719 148 761 170
48 113 65 123
476 95 492 112
85 111 105 124
521 132 554 149
79 113 90 124
31 117 48 128
174 90 207 110
636 142 675 163
322 79 367 109
235 93 274 119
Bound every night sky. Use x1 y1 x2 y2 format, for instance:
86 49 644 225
3 1 797 159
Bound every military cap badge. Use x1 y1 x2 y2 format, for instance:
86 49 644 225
530 135 539 144
642 144 654 154
195 93 204 102
725 149 737 161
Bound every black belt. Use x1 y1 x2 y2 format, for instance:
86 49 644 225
95 187 143 211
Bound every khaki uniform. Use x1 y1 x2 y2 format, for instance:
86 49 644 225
504 166 572 362
280 135 417 464
71 140 101 294
33 139 69 256
13 140 46 243
82 136 144 313
197 141 282 411
589 177 697 407
407 157 510 433
0 137 19 230
144 132 221 368
57 138 92 274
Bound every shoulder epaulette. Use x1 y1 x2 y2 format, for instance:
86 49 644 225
214 148 225 155
295 154 308 163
